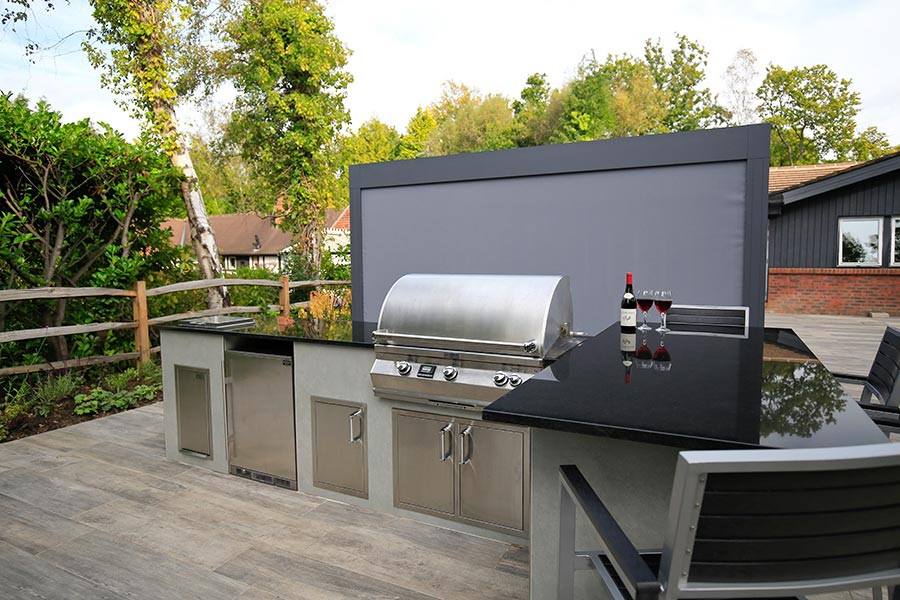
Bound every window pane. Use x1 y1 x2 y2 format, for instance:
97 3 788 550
840 219 880 264
894 219 900 264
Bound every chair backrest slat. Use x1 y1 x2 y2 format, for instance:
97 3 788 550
866 327 900 408
661 444 900 599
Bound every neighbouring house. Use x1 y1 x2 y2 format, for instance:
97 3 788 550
162 208 350 273
323 206 350 264
766 151 900 316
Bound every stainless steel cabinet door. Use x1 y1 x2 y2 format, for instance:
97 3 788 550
225 351 296 482
312 397 367 498
393 410 455 516
175 365 211 457
457 421 527 532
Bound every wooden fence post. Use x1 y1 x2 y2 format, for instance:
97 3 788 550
279 275 291 317
133 280 150 364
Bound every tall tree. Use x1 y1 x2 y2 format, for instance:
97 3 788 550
332 118 399 206
512 72 566 147
723 49 759 126
223 0 351 270
756 64 861 166
395 107 437 159
427 81 517 154
551 55 614 143
83 0 228 308
601 56 669 137
644 34 726 131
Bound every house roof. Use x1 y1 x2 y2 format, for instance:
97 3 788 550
325 206 350 230
768 162 860 195
161 213 295 256
770 151 900 206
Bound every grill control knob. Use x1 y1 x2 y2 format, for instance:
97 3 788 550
442 366 458 381
396 361 412 375
493 371 509 386
508 374 522 387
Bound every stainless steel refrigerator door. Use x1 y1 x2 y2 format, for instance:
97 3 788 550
312 397 367 498
393 409 455 516
175 365 211 457
457 420 527 532
225 351 296 482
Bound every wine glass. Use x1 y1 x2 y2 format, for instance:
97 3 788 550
636 289 654 332
655 290 673 333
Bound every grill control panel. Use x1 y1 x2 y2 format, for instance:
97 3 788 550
417 364 436 378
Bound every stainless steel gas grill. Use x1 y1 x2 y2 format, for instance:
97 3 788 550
370 274 582 410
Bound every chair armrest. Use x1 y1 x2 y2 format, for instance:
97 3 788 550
559 465 661 600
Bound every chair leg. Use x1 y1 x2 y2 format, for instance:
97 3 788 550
558 485 576 600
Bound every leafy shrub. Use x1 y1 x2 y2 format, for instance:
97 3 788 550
227 267 279 308
31 372 83 417
74 383 159 416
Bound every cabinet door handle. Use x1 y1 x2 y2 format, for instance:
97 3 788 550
459 426 472 465
348 409 363 444
439 424 453 461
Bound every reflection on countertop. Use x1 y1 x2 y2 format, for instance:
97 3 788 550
158 314 377 347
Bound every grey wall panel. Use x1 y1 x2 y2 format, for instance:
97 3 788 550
769 170 900 268
359 161 748 333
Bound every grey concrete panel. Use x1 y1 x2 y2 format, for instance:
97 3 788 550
359 161 748 333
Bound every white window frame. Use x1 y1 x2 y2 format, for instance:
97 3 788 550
892 216 900 267
838 217 882 267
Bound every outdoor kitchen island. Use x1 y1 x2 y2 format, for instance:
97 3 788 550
159 314 532 544
482 323 889 600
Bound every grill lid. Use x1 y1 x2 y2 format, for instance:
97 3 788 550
374 274 573 357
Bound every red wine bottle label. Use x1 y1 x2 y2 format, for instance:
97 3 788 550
620 308 636 326
620 331 636 352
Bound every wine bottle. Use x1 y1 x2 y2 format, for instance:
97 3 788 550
620 272 636 331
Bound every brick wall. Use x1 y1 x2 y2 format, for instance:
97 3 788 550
766 268 900 316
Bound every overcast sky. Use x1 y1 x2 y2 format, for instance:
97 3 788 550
2 0 898 146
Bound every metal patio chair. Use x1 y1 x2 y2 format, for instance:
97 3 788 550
558 443 900 600
833 326 900 434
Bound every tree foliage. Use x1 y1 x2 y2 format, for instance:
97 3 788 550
222 0 351 265
0 93 183 360
724 49 759 126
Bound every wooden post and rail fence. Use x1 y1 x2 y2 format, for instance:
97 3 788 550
0 277 349 377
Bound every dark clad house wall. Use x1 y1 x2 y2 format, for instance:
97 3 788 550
768 170 900 268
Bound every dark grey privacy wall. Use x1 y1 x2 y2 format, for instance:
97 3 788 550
768 169 900 268
351 125 770 331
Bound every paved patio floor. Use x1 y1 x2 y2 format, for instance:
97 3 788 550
0 403 528 599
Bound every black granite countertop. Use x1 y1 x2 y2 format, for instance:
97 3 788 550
157 315 377 348
482 325 887 450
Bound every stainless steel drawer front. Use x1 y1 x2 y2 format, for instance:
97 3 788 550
175 365 211 457
225 351 296 485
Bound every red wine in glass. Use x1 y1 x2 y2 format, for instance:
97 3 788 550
654 299 672 313
637 290 654 331
637 298 654 312
655 290 673 333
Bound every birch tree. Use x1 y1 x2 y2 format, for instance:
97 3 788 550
83 0 228 307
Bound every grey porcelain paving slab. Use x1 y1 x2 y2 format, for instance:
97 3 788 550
74 439 190 478
0 438 82 471
238 586 282 600
100 406 165 431
21 426 99 453
172 466 324 515
0 466 116 517
0 540 125 600
74 497 255 570
496 544 530 579
135 401 164 415
301 495 396 530
215 541 439 600
44 457 185 505
155 487 323 542
0 492 93 555
39 529 248 600
381 514 512 568
300 517 529 600
65 414 160 447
